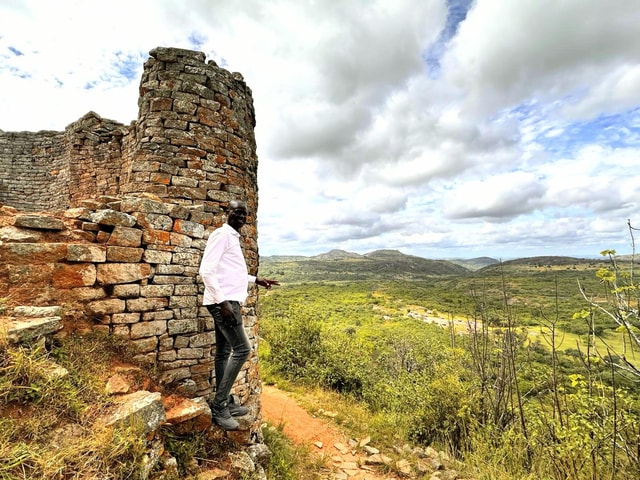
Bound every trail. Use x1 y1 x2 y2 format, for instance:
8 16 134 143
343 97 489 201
260 384 400 480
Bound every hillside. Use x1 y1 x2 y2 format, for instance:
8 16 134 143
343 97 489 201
258 250 617 283
260 249 472 282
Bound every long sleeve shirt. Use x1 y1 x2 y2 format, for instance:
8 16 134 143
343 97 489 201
199 223 256 305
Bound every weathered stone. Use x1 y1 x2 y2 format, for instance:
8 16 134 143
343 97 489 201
169 232 192 247
132 212 174 231
52 263 96 288
169 296 198 308
189 331 215 347
61 287 107 302
86 298 126 315
130 320 167 339
126 297 169 312
14 214 65 230
0 226 42 242
158 367 191 385
107 226 143 247
66 244 107 262
90 209 136 227
171 251 201 266
130 336 158 354
173 219 205 238
96 263 151 284
64 207 93 220
168 319 199 335
174 284 198 295
165 396 211 434
104 391 165 434
142 249 172 264
142 228 171 245
155 264 185 275
142 310 174 321
13 305 62 317
112 312 141 324
152 275 194 285
105 373 132 394
5 316 63 343
140 284 174 297
113 284 140 298
120 197 173 215
0 243 67 264
106 246 144 262
177 347 203 359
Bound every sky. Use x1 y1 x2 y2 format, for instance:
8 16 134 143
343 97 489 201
1 0 639 260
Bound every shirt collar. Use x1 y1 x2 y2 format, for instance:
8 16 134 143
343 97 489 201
222 222 241 238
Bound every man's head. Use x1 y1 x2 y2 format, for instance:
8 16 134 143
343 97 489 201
226 200 248 232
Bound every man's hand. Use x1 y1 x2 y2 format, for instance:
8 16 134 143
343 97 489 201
256 277 280 289
219 300 235 324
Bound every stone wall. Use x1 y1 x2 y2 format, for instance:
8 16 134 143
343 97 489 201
0 47 262 440
0 130 68 210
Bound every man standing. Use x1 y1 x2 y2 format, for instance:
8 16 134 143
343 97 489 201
199 199 279 431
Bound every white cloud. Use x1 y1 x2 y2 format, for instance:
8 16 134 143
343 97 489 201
1 0 639 259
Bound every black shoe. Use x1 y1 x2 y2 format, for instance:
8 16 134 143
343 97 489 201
228 395 249 417
210 401 239 431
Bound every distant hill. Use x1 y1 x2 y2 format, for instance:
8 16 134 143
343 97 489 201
260 249 470 282
258 250 616 283
447 256 499 271
312 249 363 260
476 256 606 274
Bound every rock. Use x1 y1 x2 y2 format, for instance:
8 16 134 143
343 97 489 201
430 470 459 480
106 373 132 395
396 458 413 476
103 390 166 434
5 316 63 343
228 451 255 473
14 214 65 230
165 396 211 434
364 445 380 455
13 305 62 317
195 468 231 479
246 443 271 464
90 209 136 227
0 225 42 242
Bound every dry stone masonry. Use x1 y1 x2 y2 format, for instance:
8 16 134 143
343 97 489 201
0 47 262 441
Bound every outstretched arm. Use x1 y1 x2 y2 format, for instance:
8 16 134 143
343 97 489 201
256 277 280 289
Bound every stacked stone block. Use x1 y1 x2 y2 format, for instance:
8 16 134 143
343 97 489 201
0 47 262 439
0 130 68 210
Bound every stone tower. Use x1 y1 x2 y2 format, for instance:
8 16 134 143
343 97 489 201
0 47 263 439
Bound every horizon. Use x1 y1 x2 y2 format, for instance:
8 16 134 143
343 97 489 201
1 1 639 260
258 247 620 261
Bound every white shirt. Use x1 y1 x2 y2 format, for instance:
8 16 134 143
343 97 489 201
199 223 256 305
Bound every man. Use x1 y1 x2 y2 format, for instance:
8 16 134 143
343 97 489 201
199 199 279 431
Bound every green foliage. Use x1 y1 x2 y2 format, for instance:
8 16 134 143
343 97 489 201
258 263 640 479
262 422 324 480
0 333 149 479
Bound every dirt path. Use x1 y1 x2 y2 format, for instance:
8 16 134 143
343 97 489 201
261 385 400 480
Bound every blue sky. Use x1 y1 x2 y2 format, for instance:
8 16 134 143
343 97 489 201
1 0 639 259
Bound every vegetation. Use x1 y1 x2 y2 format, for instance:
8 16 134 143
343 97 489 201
258 249 640 479
0 332 148 480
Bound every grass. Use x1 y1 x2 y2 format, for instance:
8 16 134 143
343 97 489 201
0 332 148 480
262 421 328 480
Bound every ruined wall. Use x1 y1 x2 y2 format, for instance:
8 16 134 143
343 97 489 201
0 47 261 439
0 130 68 210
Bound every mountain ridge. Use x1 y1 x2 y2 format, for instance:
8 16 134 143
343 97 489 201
259 249 612 282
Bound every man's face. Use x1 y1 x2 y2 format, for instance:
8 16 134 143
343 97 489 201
227 203 248 232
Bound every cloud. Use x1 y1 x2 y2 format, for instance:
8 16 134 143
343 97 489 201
1 0 639 259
